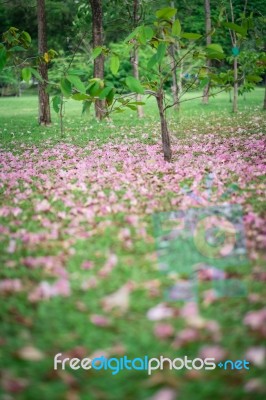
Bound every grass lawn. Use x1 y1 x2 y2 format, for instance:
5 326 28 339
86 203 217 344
0 88 265 400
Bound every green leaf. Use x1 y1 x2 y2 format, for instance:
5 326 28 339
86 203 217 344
206 44 223 53
181 32 202 40
52 95 61 113
139 26 154 44
156 42 167 63
126 104 138 110
156 7 177 20
198 77 209 89
60 77 72 97
82 100 92 115
129 101 146 105
106 88 115 105
0 47 7 70
147 53 158 69
143 26 154 41
8 46 26 52
125 76 144 94
110 55 120 75
246 74 262 83
172 19 181 36
68 69 84 76
99 86 113 100
113 107 125 113
88 81 102 96
223 22 247 36
206 43 224 60
123 26 140 42
20 31 31 43
29 67 43 82
72 93 90 100
91 46 102 60
21 67 31 83
66 74 86 93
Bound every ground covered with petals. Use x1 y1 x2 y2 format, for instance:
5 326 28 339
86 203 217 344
0 93 265 400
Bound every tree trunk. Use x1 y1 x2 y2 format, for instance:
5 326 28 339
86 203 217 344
131 47 144 118
233 56 238 113
131 0 144 118
37 0 51 125
202 0 211 104
170 1 179 110
90 0 105 120
156 92 172 162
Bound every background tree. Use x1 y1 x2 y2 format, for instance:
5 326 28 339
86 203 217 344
89 0 105 119
227 0 239 113
169 0 180 110
37 0 51 125
202 0 212 104
130 0 144 118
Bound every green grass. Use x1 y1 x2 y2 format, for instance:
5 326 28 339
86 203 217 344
0 89 265 400
0 88 265 147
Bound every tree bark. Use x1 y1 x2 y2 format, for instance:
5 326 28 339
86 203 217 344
131 0 144 118
37 0 51 125
233 56 238 113
156 92 172 162
90 0 105 120
202 0 211 104
170 1 179 110
131 47 144 117
229 0 238 113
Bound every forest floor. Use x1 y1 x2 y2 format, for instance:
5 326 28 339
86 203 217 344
0 89 265 400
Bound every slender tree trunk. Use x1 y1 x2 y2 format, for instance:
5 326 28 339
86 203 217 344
228 0 239 113
131 0 144 118
156 91 172 162
37 0 51 125
90 0 105 120
131 47 144 117
233 56 238 112
170 1 179 110
202 0 212 104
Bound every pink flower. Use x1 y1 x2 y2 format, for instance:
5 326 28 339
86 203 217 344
81 261 94 270
244 308 266 335
199 345 227 361
172 328 199 348
147 303 175 321
28 279 70 302
7 239 16 253
35 199 51 213
0 279 22 293
245 347 266 367
90 314 110 327
154 323 174 339
180 302 199 319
